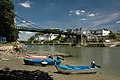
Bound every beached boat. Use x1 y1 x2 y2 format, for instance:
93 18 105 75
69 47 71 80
23 56 62 65
23 58 55 65
55 65 100 74
25 55 49 60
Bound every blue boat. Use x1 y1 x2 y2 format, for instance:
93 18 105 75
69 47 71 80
23 58 55 65
23 56 62 65
55 65 100 74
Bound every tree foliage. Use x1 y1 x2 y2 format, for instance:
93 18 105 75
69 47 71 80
0 0 19 42
44 28 62 32
27 35 35 43
109 32 117 39
66 29 72 33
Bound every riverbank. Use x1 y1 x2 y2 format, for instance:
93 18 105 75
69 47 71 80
25 41 120 47
0 45 118 80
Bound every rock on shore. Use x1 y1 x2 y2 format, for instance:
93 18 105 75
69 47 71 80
0 46 15 61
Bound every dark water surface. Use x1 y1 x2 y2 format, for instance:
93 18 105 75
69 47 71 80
25 45 120 78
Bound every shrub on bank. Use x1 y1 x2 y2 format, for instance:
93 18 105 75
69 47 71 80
0 68 53 80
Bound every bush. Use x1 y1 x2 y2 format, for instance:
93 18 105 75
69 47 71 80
0 69 53 80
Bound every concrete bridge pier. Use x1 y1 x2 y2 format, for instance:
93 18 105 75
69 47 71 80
75 35 82 47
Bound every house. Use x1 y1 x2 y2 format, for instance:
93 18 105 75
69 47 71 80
37 35 45 41
37 34 58 41
0 37 7 43
44 33 58 41
87 28 111 42
116 30 120 35
90 28 110 36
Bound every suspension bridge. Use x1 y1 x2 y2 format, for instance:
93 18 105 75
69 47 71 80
16 15 82 46
17 26 81 36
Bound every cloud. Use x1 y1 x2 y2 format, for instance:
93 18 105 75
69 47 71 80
81 10 86 13
19 1 33 8
81 18 87 21
22 20 27 23
75 10 81 15
116 21 120 23
17 22 30 27
91 13 120 26
25 32 33 34
19 31 23 33
88 13 95 17
18 31 36 41
69 9 86 16
17 20 34 27
19 31 33 34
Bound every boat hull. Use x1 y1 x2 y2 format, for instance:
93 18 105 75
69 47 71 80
55 65 99 74
23 58 54 65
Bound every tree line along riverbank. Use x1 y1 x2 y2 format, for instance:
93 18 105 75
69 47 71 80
25 41 120 47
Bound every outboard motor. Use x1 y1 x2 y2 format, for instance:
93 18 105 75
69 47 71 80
91 61 96 68
91 61 101 68
47 54 53 59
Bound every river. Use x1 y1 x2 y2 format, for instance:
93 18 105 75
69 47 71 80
25 45 120 79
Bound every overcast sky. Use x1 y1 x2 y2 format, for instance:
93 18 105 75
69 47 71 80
13 0 120 40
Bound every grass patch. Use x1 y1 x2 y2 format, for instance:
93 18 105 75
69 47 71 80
0 42 21 46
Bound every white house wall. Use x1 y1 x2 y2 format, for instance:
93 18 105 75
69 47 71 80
102 30 110 36
38 36 45 41
37 34 61 41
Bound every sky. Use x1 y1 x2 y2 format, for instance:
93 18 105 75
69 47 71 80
13 0 120 40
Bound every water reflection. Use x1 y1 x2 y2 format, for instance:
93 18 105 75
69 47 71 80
102 48 110 67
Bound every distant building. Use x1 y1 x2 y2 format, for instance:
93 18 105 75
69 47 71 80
0 37 7 43
61 35 65 37
116 30 120 35
37 35 45 41
90 28 110 36
72 28 82 34
87 28 111 42
37 34 58 41
44 34 58 41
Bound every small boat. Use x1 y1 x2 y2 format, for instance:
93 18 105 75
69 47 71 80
23 58 55 65
25 55 49 60
23 56 63 65
55 65 100 74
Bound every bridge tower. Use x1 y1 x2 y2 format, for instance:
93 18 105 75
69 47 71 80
72 28 82 47
75 35 82 47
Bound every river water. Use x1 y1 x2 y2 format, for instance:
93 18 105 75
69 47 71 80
25 45 120 78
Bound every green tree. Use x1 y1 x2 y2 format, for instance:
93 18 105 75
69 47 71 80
109 33 117 40
66 29 72 33
27 35 35 43
0 0 19 42
35 32 44 36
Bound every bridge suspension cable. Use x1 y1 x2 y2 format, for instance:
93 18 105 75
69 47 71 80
16 19 35 28
15 15 44 29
